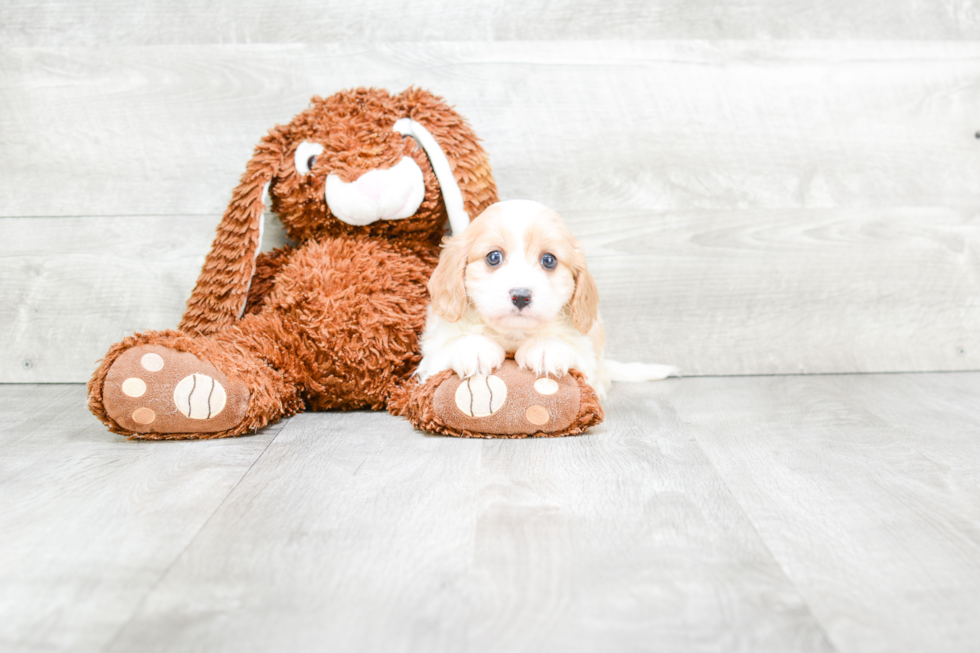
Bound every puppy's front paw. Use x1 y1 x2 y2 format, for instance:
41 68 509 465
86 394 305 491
516 338 578 378
449 335 506 379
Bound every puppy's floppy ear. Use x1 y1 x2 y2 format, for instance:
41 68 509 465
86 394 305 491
179 132 284 336
569 242 599 334
428 231 470 322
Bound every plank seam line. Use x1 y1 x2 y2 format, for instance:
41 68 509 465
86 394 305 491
0 213 221 219
5 369 980 387
98 419 289 653
691 435 841 652
683 368 980 379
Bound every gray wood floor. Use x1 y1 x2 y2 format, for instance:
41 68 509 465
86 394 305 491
3 374 979 652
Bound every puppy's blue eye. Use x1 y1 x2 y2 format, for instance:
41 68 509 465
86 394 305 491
541 253 558 270
486 250 503 267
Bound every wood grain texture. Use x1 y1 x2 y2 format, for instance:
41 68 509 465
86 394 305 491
0 214 289 383
104 396 832 653
2 0 979 45
667 372 980 652
577 207 980 375
105 410 486 653
6 375 980 651
2 207 976 382
2 42 979 218
465 400 833 652
0 384 281 653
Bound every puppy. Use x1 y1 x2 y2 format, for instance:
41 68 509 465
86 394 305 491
415 200 675 399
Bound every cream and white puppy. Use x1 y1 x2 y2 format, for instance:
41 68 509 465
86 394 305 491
415 200 675 398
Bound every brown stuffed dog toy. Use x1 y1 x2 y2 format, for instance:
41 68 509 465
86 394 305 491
88 87 602 439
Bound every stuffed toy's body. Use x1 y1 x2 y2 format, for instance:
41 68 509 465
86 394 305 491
88 88 602 439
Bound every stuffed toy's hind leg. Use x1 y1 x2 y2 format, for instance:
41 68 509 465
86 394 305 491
89 316 306 440
89 237 434 439
392 360 604 438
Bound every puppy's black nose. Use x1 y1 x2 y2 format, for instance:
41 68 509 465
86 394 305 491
510 288 532 310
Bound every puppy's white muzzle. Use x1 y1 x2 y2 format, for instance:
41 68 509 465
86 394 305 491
325 157 425 226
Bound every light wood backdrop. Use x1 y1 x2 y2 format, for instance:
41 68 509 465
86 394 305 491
2 3 980 382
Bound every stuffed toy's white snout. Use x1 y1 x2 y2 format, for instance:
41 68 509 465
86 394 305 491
325 157 426 226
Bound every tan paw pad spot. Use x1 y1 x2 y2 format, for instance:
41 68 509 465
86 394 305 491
140 353 165 372
525 405 550 425
121 377 146 397
132 407 155 425
173 374 227 420
533 378 559 395
455 374 507 417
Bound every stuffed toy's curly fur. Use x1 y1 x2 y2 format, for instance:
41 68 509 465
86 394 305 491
88 87 603 439
89 88 495 438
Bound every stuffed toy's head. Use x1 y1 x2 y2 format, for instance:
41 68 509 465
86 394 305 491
271 87 495 242
180 87 497 335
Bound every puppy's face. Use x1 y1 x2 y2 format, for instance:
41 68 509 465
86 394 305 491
429 200 599 334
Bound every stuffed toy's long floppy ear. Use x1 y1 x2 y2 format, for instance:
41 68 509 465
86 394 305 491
395 88 499 236
394 118 470 236
179 133 283 336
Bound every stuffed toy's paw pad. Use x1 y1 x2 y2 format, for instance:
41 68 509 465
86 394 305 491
431 359 596 437
102 345 248 434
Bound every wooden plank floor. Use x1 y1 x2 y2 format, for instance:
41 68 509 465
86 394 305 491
2 373 979 652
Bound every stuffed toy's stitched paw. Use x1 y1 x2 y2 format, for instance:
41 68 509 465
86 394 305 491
400 359 603 438
101 345 250 435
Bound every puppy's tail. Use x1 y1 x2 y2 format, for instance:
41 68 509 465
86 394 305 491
603 360 679 383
